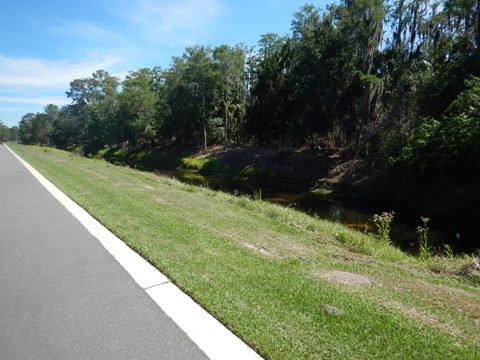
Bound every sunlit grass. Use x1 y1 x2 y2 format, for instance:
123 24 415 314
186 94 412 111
10 143 480 360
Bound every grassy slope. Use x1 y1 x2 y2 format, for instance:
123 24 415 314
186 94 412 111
10 143 480 360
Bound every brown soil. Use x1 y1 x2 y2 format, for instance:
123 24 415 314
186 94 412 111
205 146 357 190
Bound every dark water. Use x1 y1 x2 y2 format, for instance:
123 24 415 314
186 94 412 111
156 169 477 254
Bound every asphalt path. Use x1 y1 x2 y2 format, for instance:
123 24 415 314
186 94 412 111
0 144 208 360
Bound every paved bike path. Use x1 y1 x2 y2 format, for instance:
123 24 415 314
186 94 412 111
0 144 209 360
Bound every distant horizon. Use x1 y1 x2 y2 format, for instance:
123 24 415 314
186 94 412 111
0 0 328 127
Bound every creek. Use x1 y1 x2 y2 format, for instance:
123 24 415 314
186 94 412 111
156 168 476 254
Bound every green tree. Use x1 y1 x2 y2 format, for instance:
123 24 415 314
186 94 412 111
164 46 218 147
50 105 87 149
213 44 247 148
18 113 35 144
118 68 161 148
18 112 52 145
247 33 293 144
0 121 12 142
66 70 120 151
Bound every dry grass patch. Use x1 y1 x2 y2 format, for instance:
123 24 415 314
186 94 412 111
319 270 372 286
243 243 273 257
386 300 440 327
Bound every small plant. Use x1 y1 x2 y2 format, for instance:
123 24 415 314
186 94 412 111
417 216 432 260
443 244 454 259
372 211 395 244
253 188 262 201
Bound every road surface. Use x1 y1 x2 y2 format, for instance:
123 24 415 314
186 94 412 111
0 144 208 360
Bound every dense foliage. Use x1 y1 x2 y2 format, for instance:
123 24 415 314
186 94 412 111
0 121 18 142
18 0 480 204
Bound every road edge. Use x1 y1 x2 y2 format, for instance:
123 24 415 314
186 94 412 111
5 144 263 360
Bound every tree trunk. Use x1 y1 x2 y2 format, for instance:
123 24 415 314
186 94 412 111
203 123 208 151
475 0 480 50
395 0 404 48
410 0 419 58
224 104 229 150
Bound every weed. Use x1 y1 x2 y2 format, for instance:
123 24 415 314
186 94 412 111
443 244 454 259
253 188 262 201
417 217 432 260
372 211 395 244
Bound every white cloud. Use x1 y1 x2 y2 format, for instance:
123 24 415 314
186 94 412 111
0 106 36 112
0 54 121 89
51 20 123 42
0 96 70 106
0 54 123 125
121 0 223 44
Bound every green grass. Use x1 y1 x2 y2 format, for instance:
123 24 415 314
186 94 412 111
10 143 480 360
100 147 181 170
99 147 274 179
180 156 273 179
181 156 208 170
180 156 221 174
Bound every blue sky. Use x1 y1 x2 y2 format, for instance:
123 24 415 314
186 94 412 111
0 0 328 127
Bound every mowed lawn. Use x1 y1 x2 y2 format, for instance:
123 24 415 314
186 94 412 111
10 143 480 360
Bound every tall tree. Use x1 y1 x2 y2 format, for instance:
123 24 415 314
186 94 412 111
164 46 218 147
213 44 247 148
66 70 119 150
0 121 12 142
118 68 161 148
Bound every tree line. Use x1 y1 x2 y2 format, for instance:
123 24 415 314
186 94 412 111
0 121 18 142
18 0 480 185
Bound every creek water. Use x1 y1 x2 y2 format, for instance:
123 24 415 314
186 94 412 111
156 169 477 254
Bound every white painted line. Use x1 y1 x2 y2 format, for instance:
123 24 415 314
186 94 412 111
4 145 168 289
147 283 259 360
5 144 263 360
